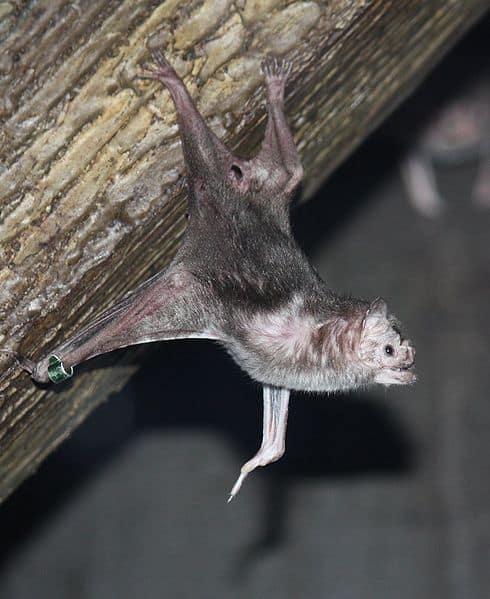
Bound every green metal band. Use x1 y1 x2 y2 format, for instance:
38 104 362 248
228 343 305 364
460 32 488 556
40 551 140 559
47 354 74 384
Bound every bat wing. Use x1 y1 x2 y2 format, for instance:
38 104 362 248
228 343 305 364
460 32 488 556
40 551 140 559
30 266 216 382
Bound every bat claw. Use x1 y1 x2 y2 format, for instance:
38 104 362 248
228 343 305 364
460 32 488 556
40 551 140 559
151 48 168 67
0 348 35 375
138 49 177 83
137 64 159 81
261 56 292 102
261 55 292 81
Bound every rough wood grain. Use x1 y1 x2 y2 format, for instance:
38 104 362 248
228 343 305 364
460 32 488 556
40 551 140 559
0 0 488 502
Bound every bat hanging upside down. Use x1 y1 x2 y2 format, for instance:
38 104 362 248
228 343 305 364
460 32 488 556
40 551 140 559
5 50 416 500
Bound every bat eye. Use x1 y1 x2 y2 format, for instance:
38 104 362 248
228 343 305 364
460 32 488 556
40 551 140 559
384 344 394 356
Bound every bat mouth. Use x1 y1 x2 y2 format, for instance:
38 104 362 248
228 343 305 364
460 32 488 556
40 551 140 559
375 357 416 386
388 339 416 384
394 358 415 371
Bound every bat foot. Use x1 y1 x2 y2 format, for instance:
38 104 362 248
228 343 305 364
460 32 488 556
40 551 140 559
138 48 178 83
261 56 292 80
261 56 292 102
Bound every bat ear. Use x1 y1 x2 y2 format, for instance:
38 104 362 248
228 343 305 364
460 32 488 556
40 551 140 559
369 297 388 318
362 297 388 331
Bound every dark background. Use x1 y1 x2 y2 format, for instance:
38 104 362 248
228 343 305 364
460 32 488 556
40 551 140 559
1 16 489 599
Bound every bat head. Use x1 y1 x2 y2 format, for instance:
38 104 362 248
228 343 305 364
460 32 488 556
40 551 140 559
358 298 416 385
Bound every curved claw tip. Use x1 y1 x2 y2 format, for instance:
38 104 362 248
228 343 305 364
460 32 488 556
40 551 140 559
261 55 292 79
0 349 35 376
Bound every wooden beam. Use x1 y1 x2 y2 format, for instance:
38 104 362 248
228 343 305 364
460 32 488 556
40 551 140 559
0 0 488 501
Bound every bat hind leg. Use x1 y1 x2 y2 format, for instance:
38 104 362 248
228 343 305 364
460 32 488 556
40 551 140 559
253 56 303 199
140 49 241 193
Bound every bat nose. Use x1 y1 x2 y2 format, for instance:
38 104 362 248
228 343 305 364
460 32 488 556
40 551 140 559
404 344 415 367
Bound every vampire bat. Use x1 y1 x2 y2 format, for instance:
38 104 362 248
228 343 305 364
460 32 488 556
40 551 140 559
4 51 416 500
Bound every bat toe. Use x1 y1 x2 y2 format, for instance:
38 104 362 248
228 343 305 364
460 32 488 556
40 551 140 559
261 55 292 80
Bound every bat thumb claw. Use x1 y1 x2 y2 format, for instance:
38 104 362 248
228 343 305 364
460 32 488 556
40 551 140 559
228 471 248 502
0 348 34 375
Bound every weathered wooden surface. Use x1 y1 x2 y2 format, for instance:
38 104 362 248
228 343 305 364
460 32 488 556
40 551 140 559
0 0 488 502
